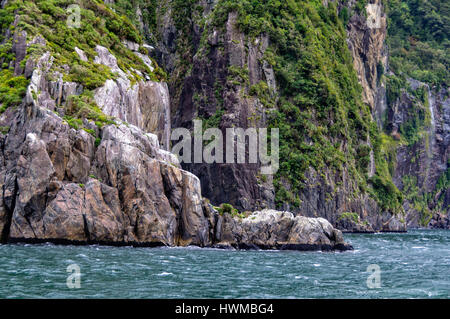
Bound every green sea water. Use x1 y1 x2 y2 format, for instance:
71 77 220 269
0 229 448 298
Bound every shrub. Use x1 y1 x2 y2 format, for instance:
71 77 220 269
217 203 240 216
0 69 29 112
338 212 360 224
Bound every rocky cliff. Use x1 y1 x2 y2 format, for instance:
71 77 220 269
387 79 449 228
0 0 351 250
137 0 406 232
343 0 449 229
154 4 277 212
0 97 350 250
0 0 447 244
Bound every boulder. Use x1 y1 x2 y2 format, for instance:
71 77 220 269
428 212 450 229
213 209 353 251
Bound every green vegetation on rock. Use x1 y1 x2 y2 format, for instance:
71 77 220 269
0 0 168 140
215 203 245 218
0 69 29 112
402 161 450 227
338 212 360 224
207 0 403 213
387 0 449 87
65 90 115 127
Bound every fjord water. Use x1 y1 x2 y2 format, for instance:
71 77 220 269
0 230 448 298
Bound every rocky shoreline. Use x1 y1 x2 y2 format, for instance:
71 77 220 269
4 193 353 252
6 238 353 252
0 89 351 251
0 40 410 252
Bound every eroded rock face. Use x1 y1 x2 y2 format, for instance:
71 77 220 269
93 45 171 150
0 91 354 250
156 8 276 212
429 212 450 229
386 82 449 229
284 166 406 233
346 0 388 116
0 34 207 245
336 215 375 233
149 0 408 234
0 97 210 246
342 2 450 230
0 24 353 251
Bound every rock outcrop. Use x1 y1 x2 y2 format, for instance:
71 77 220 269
428 212 450 229
92 45 172 150
0 15 209 247
1 101 212 247
213 209 352 251
335 213 375 233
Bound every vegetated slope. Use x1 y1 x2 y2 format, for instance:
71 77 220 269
387 0 448 87
113 0 406 231
382 0 449 227
0 0 164 131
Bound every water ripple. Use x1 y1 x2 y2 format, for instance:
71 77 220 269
0 230 448 298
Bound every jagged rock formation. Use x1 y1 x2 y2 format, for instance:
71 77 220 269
428 211 450 229
0 81 203 245
0 98 350 250
0 61 350 249
92 44 172 150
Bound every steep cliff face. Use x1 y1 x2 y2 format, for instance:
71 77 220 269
343 0 449 228
138 0 405 232
387 81 449 228
0 3 210 246
93 44 172 150
151 3 276 211
0 0 206 246
346 0 388 120
0 0 351 250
